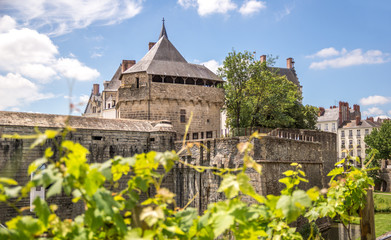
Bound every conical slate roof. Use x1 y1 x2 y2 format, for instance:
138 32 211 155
122 23 222 82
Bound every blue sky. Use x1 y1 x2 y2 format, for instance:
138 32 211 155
1 0 390 119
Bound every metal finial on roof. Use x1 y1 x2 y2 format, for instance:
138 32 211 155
159 17 168 39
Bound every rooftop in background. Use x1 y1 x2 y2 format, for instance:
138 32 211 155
260 55 301 88
341 119 381 128
318 108 339 122
122 21 222 82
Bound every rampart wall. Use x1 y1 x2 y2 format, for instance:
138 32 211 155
0 113 337 224
171 130 337 213
0 112 176 223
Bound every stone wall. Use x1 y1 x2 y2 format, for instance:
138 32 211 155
0 112 337 224
172 130 337 212
0 112 176 223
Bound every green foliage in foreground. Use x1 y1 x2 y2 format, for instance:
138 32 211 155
0 129 375 239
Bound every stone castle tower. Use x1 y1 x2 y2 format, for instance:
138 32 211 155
84 21 225 140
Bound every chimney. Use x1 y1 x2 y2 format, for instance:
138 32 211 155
368 117 374 122
260 55 266 63
92 84 99 95
149 42 156 50
287 58 294 69
356 116 361 126
318 107 325 116
121 60 136 73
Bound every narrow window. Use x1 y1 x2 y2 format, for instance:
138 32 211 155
325 124 328 131
365 129 369 135
108 103 111 109
193 132 198 140
201 132 204 139
92 136 103 141
206 131 213 138
341 130 345 137
113 100 116 107
180 109 186 123
136 77 140 88
93 106 96 113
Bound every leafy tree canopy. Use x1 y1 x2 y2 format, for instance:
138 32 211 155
219 50 318 130
365 120 391 161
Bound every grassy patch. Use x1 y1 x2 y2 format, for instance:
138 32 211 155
374 193 391 212
375 213 391 237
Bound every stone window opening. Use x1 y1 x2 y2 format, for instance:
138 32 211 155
193 132 198 140
92 136 103 141
113 100 116 107
201 132 204 139
180 109 186 123
165 76 174 83
108 103 111 109
92 106 96 113
136 77 140 88
206 131 213 138
152 75 162 82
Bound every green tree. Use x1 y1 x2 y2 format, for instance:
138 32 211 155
219 50 318 130
364 120 391 184
245 61 300 128
365 120 391 161
219 50 254 128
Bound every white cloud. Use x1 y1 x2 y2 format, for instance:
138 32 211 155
0 73 54 110
309 48 389 69
178 0 197 8
91 52 103 58
374 116 390 121
360 95 391 106
363 107 384 117
178 0 237 16
0 15 17 33
198 0 237 16
3 0 143 36
0 18 99 82
0 16 100 110
388 110 391 116
201 59 221 74
55 58 100 81
275 5 294 21
79 95 90 105
306 47 341 58
239 1 266 16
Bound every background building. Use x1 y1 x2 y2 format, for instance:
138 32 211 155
317 101 382 162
